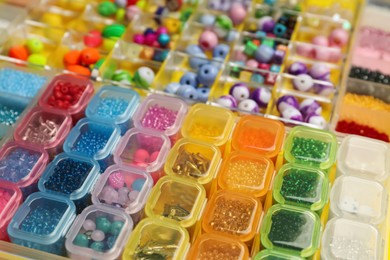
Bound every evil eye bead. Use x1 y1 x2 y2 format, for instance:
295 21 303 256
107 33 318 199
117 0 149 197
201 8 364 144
281 106 303 121
309 62 331 80
238 99 259 113
216 95 238 108
133 67 155 89
164 82 181 94
254 44 275 63
197 64 219 86
251 87 271 108
212 44 230 59
299 98 322 116
199 30 218 51
180 72 199 87
288 62 308 76
292 74 314 92
196 88 210 102
305 113 327 129
176 84 199 100
276 95 299 113
229 83 250 101
313 82 334 96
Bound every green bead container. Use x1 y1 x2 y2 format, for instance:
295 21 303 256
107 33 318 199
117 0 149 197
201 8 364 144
273 163 330 212
261 204 321 258
284 126 338 170
254 249 305 260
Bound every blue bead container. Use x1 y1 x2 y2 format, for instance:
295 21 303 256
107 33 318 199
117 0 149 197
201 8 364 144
0 141 49 197
38 153 100 212
63 118 121 172
7 192 76 255
86 86 140 135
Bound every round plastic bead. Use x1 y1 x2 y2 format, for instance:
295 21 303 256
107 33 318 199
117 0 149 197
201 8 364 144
176 84 199 100
313 83 334 96
257 16 274 32
238 99 259 113
164 82 181 94
98 1 118 17
8 45 29 61
281 106 303 121
84 30 103 48
101 186 119 204
150 151 159 162
133 149 150 163
110 221 124 236
189 54 208 70
112 70 132 84
329 28 349 48
229 83 250 101
196 88 210 102
132 178 146 192
251 87 271 107
229 2 246 25
96 216 111 233
115 0 127 8
292 74 314 92
199 30 218 51
74 233 89 247
133 67 155 89
254 44 275 63
90 241 104 252
276 95 299 113
199 14 216 26
288 62 308 75
66 65 91 77
212 44 230 59
109 172 125 189
309 62 330 80
63 50 82 66
83 219 96 231
81 48 100 66
91 230 105 242
216 95 238 108
27 54 47 66
305 113 327 129
312 35 329 47
26 38 43 54
197 64 218 86
299 98 322 116
273 23 287 38
213 15 233 38
158 33 170 47
180 72 198 87
126 5 141 21
185 44 204 55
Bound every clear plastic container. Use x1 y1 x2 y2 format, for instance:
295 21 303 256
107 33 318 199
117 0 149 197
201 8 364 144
164 137 221 193
91 165 153 224
0 180 22 241
38 153 100 212
202 189 262 243
284 126 338 170
273 163 330 212
0 141 48 197
187 233 249 260
337 135 390 183
254 249 305 260
330 175 388 225
217 151 274 200
63 118 121 171
133 94 188 144
232 115 285 160
14 106 72 157
321 217 382 260
181 103 235 149
7 192 76 255
86 86 140 135
65 204 133 260
145 176 206 230
39 74 94 122
113 127 171 184
122 217 190 260
260 204 321 258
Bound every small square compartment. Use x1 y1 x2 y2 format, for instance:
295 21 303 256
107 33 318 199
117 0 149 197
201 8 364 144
63 118 121 171
181 103 235 148
337 135 390 183
232 115 285 159
133 94 188 143
14 106 72 156
202 190 262 243
91 165 153 223
113 127 171 184
65 205 133 260
164 138 221 191
188 233 249 260
122 217 190 260
38 153 100 212
321 218 382 260
284 126 338 170
86 86 140 135
0 141 48 197
273 163 330 211
330 175 388 225
7 192 76 255
217 151 274 199
145 176 206 229
261 204 321 258
39 74 94 122
0 181 22 241
254 249 305 260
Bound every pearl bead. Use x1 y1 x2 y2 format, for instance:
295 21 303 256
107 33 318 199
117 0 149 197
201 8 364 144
292 74 314 92
91 230 105 242
83 219 96 231
229 83 250 101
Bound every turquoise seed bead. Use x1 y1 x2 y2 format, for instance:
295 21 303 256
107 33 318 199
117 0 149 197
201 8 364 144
73 233 89 247
90 241 105 252
95 216 111 233
109 221 124 236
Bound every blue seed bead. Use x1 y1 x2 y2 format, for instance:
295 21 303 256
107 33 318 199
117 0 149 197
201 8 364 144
251 73 265 84
0 68 47 98
20 205 64 235
254 44 275 63
0 104 23 126
96 97 129 120
273 23 287 38
90 241 104 252
164 82 181 94
199 14 216 26
96 216 111 233
196 88 210 102
109 221 124 236
73 233 89 247
179 72 199 87
106 235 117 249
176 84 199 100
132 178 146 192
197 64 218 86
72 127 112 157
212 44 230 59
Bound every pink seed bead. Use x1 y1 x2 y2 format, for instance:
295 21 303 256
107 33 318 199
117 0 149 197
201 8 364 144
108 172 125 189
141 104 178 132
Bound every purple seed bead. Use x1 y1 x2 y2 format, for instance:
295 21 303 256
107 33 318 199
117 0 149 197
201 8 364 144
229 83 250 101
141 104 178 131
238 99 259 113
309 62 330 80
276 95 299 113
299 99 322 116
251 88 271 108
281 106 303 121
288 62 308 75
216 95 238 108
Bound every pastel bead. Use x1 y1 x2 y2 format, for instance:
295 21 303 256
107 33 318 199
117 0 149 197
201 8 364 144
27 54 47 66
91 230 105 242
212 44 230 59
229 2 246 26
84 30 103 48
196 88 210 102
292 74 314 92
128 190 139 201
180 72 198 87
281 106 303 121
26 38 43 54
176 84 198 100
299 98 322 116
216 95 238 108
101 186 119 204
199 30 218 51
312 35 329 47
251 87 271 107
199 14 216 26
83 219 96 231
185 44 204 55
132 178 145 192
109 172 125 189
8 45 29 61
229 83 250 101
288 62 308 75
133 149 150 163
197 64 218 86
296 43 314 57
329 28 349 48
254 45 274 63
133 67 155 89
246 59 259 68
238 99 259 113
314 47 331 61
276 95 299 113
